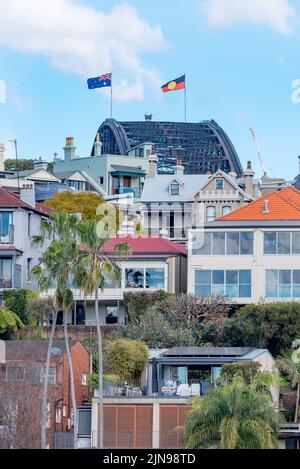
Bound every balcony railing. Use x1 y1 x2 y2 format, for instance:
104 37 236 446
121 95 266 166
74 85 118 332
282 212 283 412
102 379 214 398
0 225 14 245
112 187 141 198
0 279 12 289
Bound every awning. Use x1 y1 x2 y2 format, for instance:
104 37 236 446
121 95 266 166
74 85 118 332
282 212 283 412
111 165 146 177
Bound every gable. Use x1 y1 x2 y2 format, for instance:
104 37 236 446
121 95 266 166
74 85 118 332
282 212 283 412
25 170 61 183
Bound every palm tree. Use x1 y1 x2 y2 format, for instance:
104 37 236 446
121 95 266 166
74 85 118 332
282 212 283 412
32 213 81 448
183 373 283 449
73 220 129 449
277 350 300 423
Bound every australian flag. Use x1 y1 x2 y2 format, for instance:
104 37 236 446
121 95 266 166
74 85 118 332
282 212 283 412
87 73 112 90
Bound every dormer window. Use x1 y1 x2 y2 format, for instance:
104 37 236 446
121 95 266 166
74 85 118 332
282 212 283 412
170 183 180 196
216 179 224 190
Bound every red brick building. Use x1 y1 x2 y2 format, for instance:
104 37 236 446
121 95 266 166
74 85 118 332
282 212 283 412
0 340 90 448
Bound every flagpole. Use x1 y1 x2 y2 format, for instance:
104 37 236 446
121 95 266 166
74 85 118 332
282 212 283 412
184 73 187 123
110 71 113 119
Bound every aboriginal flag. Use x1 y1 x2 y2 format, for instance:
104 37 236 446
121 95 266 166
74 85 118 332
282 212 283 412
161 75 186 93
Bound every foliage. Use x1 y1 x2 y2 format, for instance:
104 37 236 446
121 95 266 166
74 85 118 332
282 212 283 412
104 338 148 381
183 373 283 449
221 361 261 384
162 294 231 327
277 348 300 422
3 289 38 325
221 303 300 356
0 306 24 337
124 306 196 348
44 190 120 224
25 296 55 325
4 159 34 171
124 291 171 323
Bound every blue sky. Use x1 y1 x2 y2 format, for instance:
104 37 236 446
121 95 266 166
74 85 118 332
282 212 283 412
0 0 300 179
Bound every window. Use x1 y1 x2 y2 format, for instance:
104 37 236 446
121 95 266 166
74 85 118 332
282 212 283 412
0 259 12 288
170 183 180 196
264 232 300 255
41 366 56 385
106 306 119 324
98 177 104 185
27 258 32 282
192 232 254 256
145 268 165 289
82 373 87 386
222 206 231 217
216 179 224 190
63 405 67 417
0 212 13 244
7 367 24 381
266 270 300 299
206 207 216 222
125 268 144 288
125 268 165 290
55 408 62 424
28 213 32 237
195 270 252 299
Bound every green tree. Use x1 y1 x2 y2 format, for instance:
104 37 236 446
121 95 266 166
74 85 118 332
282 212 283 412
44 190 121 225
183 373 283 449
3 289 38 325
4 159 34 171
222 302 300 356
0 306 24 337
73 220 129 449
32 212 81 449
221 361 261 384
277 347 300 423
105 338 148 381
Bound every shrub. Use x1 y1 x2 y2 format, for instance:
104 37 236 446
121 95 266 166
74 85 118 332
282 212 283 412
221 361 261 384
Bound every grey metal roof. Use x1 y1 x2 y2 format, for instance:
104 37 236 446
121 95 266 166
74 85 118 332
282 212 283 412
161 347 253 357
54 170 80 179
111 165 146 175
141 175 210 202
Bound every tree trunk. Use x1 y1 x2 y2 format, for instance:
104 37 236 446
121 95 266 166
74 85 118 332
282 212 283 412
95 287 104 449
63 310 78 449
41 309 57 449
295 381 300 423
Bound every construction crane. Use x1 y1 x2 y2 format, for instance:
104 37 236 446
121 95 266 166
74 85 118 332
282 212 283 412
249 128 268 177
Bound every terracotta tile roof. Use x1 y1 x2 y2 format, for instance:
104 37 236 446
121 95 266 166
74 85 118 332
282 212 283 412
219 187 300 221
0 187 52 216
102 236 187 256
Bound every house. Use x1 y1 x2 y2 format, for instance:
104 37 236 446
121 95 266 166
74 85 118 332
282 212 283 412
0 340 90 449
79 346 277 449
0 185 52 299
53 136 149 200
47 236 187 326
188 186 300 305
140 157 257 244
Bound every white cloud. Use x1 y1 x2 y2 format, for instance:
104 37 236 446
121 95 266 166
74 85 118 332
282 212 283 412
0 0 167 101
202 0 295 34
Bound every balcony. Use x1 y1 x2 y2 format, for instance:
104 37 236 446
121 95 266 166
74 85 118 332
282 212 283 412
102 379 214 399
112 187 141 199
0 224 14 245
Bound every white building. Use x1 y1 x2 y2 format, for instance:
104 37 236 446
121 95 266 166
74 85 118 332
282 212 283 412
188 187 300 305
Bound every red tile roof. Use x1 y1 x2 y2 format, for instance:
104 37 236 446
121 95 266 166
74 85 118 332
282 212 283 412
102 236 187 256
0 187 52 216
219 187 300 221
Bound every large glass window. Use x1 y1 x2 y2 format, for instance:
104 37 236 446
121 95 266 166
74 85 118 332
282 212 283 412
0 212 12 244
195 270 252 299
0 259 12 288
266 269 300 299
192 232 254 256
125 268 144 288
264 232 300 255
206 207 216 223
145 268 165 289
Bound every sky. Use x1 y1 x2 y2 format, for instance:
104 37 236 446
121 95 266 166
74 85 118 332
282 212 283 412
0 0 300 180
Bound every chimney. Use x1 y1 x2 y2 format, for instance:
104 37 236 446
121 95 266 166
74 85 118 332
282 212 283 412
0 143 5 172
94 133 103 157
244 161 255 196
229 171 237 179
64 137 76 161
148 146 158 179
34 157 48 171
263 199 269 214
20 182 36 208
174 159 184 176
